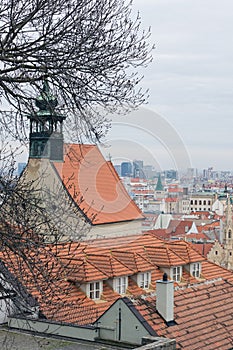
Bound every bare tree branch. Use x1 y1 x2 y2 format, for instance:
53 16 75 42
0 0 153 141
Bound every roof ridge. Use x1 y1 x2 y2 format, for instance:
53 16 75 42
86 258 110 279
165 246 173 266
111 252 136 274
174 277 223 291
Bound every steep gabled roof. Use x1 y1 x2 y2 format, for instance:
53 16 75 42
167 220 195 235
168 241 206 263
53 144 144 225
191 243 214 257
144 246 186 267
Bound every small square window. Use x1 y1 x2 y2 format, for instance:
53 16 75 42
172 266 182 282
88 281 102 300
138 272 151 289
114 277 128 294
192 263 201 278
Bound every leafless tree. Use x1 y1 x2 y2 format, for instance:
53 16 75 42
0 0 152 142
0 141 98 348
0 0 152 346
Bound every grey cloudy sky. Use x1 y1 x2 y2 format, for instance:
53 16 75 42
104 0 233 172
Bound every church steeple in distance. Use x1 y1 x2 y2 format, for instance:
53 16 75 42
223 192 233 247
28 80 66 161
225 194 233 228
155 173 164 192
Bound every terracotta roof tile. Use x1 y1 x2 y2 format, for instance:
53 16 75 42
127 276 145 296
111 250 137 272
168 241 206 263
133 278 233 349
3 231 233 348
144 246 186 267
190 242 213 257
53 144 144 224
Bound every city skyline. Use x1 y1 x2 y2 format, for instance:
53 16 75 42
103 0 233 171
12 0 233 172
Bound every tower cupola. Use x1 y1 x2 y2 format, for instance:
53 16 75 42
28 81 66 161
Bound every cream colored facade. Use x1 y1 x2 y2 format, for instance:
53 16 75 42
189 193 215 212
207 197 233 270
20 158 143 241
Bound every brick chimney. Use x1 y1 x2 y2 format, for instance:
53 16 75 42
156 273 174 325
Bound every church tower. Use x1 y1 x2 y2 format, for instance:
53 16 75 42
155 173 164 200
28 81 66 161
207 194 233 270
223 195 233 244
223 194 233 269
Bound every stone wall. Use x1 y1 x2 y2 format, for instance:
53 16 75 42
135 336 176 349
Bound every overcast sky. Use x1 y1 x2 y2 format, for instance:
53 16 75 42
104 0 233 172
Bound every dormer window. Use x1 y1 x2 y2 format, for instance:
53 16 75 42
138 272 151 289
114 276 128 294
172 266 182 282
87 281 103 300
191 262 201 278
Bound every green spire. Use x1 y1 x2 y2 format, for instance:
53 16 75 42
155 173 164 191
35 80 58 112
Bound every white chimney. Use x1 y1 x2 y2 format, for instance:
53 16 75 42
156 273 174 325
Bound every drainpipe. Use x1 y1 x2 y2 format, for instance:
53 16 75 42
118 306 122 341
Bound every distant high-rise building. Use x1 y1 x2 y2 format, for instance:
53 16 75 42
165 169 178 180
203 168 208 179
187 168 196 179
121 162 132 177
114 165 121 176
143 165 155 179
133 160 144 178
17 162 27 176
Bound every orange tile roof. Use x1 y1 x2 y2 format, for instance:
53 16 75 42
51 232 207 282
191 243 214 257
53 144 144 224
3 230 233 349
167 220 194 235
127 276 145 296
185 232 209 240
199 220 220 230
111 250 137 272
168 241 206 263
144 246 186 267
133 278 233 349
165 197 178 202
